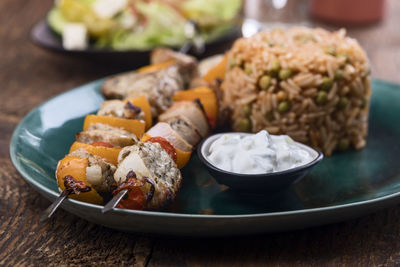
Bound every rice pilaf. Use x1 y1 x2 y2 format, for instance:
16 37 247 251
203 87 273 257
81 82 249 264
221 27 371 156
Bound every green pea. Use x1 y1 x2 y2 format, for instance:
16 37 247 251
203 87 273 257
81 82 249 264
316 91 328 105
337 52 350 63
324 46 336 56
258 75 272 90
337 96 349 110
269 59 281 77
334 69 343 80
229 58 236 69
244 63 252 75
265 40 274 47
298 34 315 43
320 76 334 91
361 97 367 108
243 104 252 116
278 101 290 113
265 111 275 121
237 118 251 132
279 69 293 80
337 138 350 151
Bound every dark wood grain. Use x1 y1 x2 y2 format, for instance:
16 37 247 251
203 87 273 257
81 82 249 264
1 0 400 266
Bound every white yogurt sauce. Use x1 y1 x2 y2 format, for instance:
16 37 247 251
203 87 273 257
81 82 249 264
207 130 314 174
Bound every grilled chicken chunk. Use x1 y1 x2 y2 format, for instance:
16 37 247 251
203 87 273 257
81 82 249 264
158 101 209 138
101 56 197 118
114 142 182 210
68 148 116 193
147 122 193 152
76 123 138 148
163 115 202 146
97 100 145 121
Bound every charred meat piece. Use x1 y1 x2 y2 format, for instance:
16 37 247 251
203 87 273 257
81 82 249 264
150 48 198 76
76 123 138 148
158 101 209 138
97 99 145 121
164 115 202 147
147 122 193 152
101 64 196 118
114 142 182 210
67 148 116 193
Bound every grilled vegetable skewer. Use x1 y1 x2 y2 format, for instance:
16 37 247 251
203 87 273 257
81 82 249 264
46 49 222 218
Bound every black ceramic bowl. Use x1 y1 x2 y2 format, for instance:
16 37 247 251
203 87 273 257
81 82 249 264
197 133 324 193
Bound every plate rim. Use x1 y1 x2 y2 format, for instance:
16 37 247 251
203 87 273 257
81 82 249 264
9 78 400 219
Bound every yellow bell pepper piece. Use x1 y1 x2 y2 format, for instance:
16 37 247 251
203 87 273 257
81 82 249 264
173 87 219 129
83 114 145 138
56 156 103 205
124 96 153 130
202 55 228 83
69 142 121 166
137 60 176 73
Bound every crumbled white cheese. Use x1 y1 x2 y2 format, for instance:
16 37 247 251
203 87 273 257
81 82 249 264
62 23 88 50
93 0 127 19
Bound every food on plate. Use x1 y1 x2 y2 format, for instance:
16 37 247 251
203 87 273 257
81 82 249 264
97 96 153 129
62 23 88 50
124 96 153 129
198 54 225 77
97 99 145 121
83 114 145 137
113 141 182 210
158 101 210 138
220 27 371 156
146 122 193 152
53 51 216 212
173 87 219 128
69 142 121 165
141 133 192 169
202 55 228 83
56 151 115 204
206 130 315 174
50 30 372 215
77 122 139 147
47 0 242 50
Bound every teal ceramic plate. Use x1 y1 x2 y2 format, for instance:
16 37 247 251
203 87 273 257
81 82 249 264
10 79 400 236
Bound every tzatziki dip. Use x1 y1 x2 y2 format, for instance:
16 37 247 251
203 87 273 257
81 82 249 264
206 130 315 174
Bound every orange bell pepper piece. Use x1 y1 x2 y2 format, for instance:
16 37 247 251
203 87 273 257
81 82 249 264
124 96 153 130
173 87 218 129
136 60 176 73
83 114 145 138
69 142 121 166
141 134 192 169
56 156 103 205
202 55 228 83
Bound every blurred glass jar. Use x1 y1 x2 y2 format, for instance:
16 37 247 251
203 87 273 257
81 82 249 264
245 0 307 23
310 0 386 25
243 0 308 37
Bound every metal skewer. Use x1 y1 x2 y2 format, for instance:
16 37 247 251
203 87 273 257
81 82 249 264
101 189 128 214
40 189 72 222
40 175 91 222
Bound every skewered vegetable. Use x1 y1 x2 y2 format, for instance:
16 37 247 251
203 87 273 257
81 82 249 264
83 114 145 137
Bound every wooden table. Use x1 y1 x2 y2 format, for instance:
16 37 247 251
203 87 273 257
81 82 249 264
1 0 400 265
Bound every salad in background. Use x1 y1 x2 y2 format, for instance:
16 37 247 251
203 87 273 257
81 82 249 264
48 0 242 51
